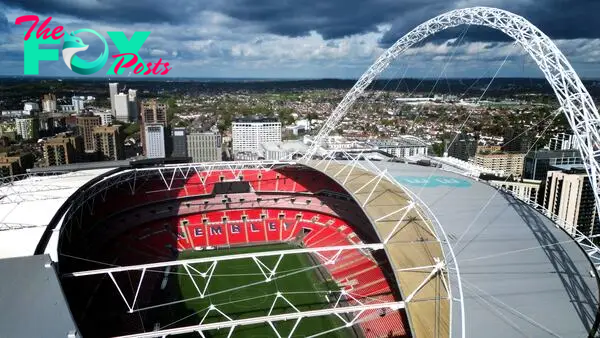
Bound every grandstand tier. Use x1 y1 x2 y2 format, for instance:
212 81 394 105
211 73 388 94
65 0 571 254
55 164 409 338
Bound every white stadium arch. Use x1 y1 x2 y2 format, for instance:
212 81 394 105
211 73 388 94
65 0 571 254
304 6 600 219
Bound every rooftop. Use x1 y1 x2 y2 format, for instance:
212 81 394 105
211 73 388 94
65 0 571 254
0 169 114 259
233 117 279 123
260 140 308 152
550 164 587 172
367 136 428 147
525 149 581 159
0 255 79 337
372 161 599 337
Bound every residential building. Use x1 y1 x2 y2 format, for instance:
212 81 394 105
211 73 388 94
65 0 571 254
43 134 84 166
444 132 476 161
23 102 39 114
523 149 582 180
128 89 137 101
187 132 221 162
548 133 579 151
141 99 168 156
38 115 55 136
93 125 124 161
15 117 40 140
502 128 533 152
59 105 76 113
93 111 113 126
0 152 34 176
128 89 138 122
260 140 307 161
114 93 130 122
471 152 525 177
144 124 166 159
42 94 57 112
171 127 188 158
141 99 168 125
232 117 281 158
489 179 542 204
109 83 118 115
1 110 25 117
542 166 600 237
367 136 428 158
77 115 102 152
476 145 502 154
72 96 86 112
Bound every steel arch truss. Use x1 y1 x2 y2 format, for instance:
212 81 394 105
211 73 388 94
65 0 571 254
304 6 600 219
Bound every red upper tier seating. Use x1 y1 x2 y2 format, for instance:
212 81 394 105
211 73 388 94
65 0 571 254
91 168 349 225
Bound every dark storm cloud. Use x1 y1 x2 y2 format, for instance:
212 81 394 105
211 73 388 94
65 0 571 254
0 9 9 33
380 0 600 46
3 0 599 44
2 0 202 24
212 0 442 39
3 0 439 38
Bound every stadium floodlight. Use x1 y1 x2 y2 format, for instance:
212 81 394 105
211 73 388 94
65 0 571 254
303 6 600 221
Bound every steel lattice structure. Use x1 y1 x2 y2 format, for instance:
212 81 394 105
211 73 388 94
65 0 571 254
303 6 600 218
61 158 449 337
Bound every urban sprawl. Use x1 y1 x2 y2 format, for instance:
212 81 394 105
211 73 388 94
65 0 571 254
0 80 597 239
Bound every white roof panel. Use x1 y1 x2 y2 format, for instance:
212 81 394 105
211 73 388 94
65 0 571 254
0 168 115 259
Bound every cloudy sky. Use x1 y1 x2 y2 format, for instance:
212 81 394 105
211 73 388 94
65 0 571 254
0 0 599 79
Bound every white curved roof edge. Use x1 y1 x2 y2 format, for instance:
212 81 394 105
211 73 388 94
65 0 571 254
0 168 116 260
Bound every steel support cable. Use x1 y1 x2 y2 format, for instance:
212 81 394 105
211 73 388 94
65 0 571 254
409 24 472 133
413 48 514 200
303 7 600 223
461 278 562 337
450 110 561 253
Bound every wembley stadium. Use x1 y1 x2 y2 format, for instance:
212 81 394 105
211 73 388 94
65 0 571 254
2 5 600 338
0 156 598 338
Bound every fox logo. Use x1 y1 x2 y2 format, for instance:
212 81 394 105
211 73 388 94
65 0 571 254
16 15 172 75
62 32 88 70
61 29 108 75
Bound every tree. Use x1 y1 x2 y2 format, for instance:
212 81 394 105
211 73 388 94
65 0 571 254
307 112 319 123
165 97 181 125
431 142 445 157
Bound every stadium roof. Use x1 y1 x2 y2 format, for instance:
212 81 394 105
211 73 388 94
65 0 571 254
0 254 78 337
305 159 450 337
370 161 599 337
27 160 131 173
0 169 115 259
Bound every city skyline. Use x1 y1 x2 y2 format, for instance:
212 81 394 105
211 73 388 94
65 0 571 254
0 1 598 78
